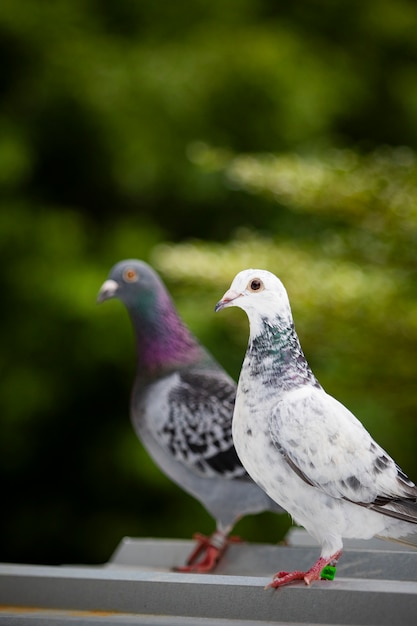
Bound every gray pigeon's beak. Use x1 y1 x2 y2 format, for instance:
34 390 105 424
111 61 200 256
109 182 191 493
97 279 119 303
214 289 242 312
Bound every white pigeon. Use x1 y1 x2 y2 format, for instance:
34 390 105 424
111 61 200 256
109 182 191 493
215 268 417 587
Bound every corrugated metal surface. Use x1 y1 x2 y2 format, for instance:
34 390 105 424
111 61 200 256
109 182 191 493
1 530 416 625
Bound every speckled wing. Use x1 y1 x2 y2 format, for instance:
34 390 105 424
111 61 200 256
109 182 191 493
156 370 248 480
269 385 417 521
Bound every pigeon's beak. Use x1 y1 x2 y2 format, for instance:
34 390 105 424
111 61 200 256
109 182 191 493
97 279 119 303
215 289 242 312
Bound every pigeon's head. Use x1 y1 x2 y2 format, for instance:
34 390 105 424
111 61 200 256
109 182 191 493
215 269 291 321
97 259 166 311
98 259 203 368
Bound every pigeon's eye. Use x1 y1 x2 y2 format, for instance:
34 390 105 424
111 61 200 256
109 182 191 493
123 268 139 283
248 278 264 292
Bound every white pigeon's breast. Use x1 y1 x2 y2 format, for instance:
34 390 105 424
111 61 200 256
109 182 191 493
232 375 291 501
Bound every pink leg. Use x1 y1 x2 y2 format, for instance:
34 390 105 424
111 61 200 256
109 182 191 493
266 550 342 589
174 531 241 573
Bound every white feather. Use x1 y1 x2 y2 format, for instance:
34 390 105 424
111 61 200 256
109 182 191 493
218 268 417 563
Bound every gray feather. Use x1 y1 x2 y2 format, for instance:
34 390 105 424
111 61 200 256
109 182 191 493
98 260 281 535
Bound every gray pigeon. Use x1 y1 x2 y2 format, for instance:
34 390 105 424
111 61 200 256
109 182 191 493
97 259 282 572
216 268 417 587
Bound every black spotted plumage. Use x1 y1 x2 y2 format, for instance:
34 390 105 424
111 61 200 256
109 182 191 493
157 372 245 479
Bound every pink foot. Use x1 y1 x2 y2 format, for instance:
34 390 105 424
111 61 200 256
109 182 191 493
174 531 240 573
266 550 342 589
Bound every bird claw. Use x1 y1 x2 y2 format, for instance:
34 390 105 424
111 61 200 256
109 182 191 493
266 550 342 589
174 531 238 573
266 570 306 589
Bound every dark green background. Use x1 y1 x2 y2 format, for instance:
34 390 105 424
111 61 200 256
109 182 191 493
1 0 417 565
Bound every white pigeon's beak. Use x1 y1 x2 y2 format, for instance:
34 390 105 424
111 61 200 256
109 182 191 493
215 289 243 312
97 279 119 303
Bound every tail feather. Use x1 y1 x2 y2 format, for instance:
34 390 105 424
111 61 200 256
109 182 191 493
369 497 417 549
375 533 417 550
369 500 417 525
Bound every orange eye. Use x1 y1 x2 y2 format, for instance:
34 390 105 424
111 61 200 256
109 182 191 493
248 278 264 292
123 268 138 282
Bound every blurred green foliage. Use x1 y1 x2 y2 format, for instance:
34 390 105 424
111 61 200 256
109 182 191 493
1 0 417 565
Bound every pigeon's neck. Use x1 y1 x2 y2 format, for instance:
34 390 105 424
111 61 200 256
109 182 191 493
246 314 319 391
129 294 204 378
